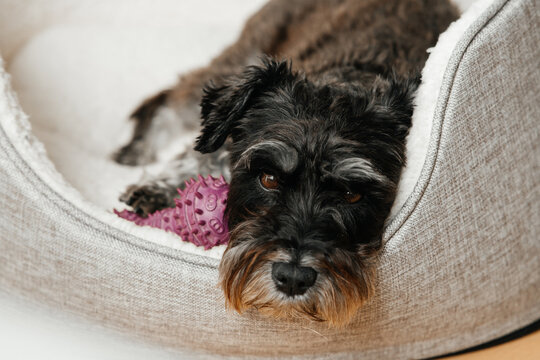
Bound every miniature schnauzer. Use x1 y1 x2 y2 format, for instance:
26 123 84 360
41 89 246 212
113 0 458 326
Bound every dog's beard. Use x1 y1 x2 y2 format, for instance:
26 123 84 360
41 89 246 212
219 219 376 327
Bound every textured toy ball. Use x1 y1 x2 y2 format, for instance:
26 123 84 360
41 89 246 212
115 175 229 249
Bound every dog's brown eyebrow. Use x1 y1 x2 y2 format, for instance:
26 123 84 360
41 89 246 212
236 140 298 174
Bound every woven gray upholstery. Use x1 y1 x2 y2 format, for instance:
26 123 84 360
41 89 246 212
0 0 538 358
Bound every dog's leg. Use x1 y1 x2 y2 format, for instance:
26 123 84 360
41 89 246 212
112 90 178 165
111 64 227 166
119 145 230 216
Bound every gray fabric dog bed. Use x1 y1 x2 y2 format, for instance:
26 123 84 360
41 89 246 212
0 0 538 358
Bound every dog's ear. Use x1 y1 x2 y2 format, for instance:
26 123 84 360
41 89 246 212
195 58 295 153
368 73 421 142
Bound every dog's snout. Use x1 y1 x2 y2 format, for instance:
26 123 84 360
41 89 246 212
272 262 317 296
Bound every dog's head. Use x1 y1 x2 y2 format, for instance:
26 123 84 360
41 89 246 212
195 59 417 326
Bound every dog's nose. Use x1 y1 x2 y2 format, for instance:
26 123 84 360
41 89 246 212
271 262 317 296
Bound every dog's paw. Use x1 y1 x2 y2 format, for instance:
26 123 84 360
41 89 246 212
112 141 156 166
119 184 175 216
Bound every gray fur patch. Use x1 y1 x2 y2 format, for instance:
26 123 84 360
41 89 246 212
332 158 390 184
236 140 298 173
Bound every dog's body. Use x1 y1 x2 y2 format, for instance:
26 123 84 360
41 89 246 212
114 0 458 325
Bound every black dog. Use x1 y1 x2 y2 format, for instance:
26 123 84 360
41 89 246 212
114 0 458 325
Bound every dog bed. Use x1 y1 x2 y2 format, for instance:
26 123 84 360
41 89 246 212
0 0 538 358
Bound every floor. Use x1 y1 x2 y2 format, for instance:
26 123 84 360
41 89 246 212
446 330 540 359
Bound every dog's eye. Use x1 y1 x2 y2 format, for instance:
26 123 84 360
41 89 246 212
344 191 362 204
260 173 279 190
